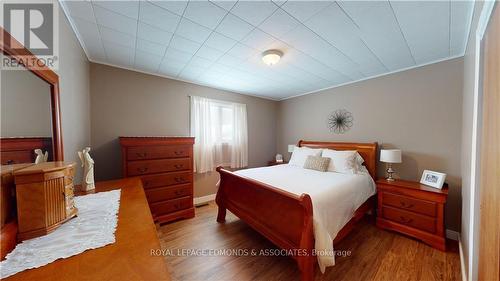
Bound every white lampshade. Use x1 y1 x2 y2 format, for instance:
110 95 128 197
380 149 402 163
288 145 296 153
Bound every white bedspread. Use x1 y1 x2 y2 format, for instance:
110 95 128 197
235 164 375 272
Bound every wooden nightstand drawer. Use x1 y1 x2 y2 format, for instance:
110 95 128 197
382 192 437 217
382 206 436 233
376 178 448 251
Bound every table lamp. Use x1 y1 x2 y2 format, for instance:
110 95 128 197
380 149 402 181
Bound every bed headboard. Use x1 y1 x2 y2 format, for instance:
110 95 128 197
298 140 378 179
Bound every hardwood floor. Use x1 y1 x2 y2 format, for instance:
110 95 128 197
157 202 461 281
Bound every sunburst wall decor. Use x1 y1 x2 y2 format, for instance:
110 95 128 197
328 109 353 134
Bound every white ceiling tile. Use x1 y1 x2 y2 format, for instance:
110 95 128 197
63 1 95 23
99 26 136 48
450 0 474 56
93 5 137 36
196 45 224 61
148 1 188 16
390 1 449 64
271 0 287 7
72 17 100 42
230 1 278 26
217 54 244 67
169 35 201 54
339 1 415 71
215 14 254 41
226 43 258 60
165 47 193 64
103 41 135 66
204 32 237 52
241 29 276 51
136 39 167 56
179 66 206 80
183 1 227 29
137 22 173 45
259 9 300 39
281 1 332 22
135 50 162 72
304 4 387 76
63 0 473 100
93 1 139 19
139 1 181 33
280 25 360 79
175 18 212 44
189 56 214 68
210 1 237 11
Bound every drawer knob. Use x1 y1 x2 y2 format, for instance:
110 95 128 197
174 164 183 169
399 201 414 208
174 151 183 156
175 190 183 195
144 180 151 187
136 152 147 158
399 216 413 224
137 167 149 173
174 204 180 209
6 160 14 165
174 177 184 183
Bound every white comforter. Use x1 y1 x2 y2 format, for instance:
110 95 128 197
234 164 375 272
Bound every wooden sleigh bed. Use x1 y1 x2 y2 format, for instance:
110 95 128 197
215 140 378 281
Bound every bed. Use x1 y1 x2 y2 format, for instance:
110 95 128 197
215 140 378 281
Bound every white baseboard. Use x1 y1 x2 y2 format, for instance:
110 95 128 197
458 235 467 281
193 194 216 206
446 229 460 241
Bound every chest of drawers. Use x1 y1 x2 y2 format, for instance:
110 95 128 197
376 179 448 251
120 137 195 223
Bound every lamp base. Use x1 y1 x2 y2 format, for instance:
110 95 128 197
386 164 396 181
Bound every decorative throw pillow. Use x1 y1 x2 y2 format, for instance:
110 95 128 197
289 147 322 167
303 155 331 172
321 149 363 174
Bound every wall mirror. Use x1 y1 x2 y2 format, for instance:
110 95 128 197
0 27 63 165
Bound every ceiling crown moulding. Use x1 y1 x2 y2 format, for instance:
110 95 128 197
59 0 474 101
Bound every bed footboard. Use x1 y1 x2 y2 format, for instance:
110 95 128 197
216 166 315 281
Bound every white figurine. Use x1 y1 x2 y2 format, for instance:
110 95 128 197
78 147 95 191
34 149 48 164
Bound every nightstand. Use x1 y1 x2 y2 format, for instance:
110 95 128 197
267 160 288 166
376 179 448 251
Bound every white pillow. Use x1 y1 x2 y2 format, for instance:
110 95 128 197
322 149 364 174
289 146 322 167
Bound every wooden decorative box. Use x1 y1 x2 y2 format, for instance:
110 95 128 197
14 162 78 241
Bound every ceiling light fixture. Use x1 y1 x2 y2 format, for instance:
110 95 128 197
262 49 283 66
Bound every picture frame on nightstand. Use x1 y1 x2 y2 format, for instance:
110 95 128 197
420 170 446 189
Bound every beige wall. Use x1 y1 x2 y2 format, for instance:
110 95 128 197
461 2 485 280
89 63 278 197
277 58 464 231
57 7 91 183
1 69 52 137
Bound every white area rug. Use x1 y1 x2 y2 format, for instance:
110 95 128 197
0 189 121 278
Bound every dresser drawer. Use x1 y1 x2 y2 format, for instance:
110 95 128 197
146 184 192 203
141 171 192 189
382 192 437 217
127 145 190 160
127 158 190 176
382 206 436 233
150 196 192 215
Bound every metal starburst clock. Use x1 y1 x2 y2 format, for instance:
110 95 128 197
328 109 353 134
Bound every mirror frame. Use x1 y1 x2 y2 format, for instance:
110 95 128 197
0 27 63 161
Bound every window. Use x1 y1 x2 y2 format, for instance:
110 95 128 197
190 96 248 173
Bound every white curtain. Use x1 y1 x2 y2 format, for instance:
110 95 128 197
190 96 248 173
